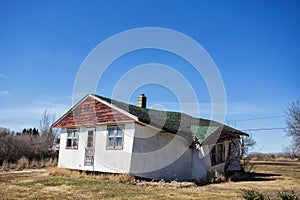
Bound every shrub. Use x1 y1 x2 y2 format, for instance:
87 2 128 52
277 190 298 200
241 189 268 200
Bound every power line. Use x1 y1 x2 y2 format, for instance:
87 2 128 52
228 114 286 122
242 127 288 132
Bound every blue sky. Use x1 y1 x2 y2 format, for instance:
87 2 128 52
0 0 299 153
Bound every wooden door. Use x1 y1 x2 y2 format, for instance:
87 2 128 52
84 128 95 166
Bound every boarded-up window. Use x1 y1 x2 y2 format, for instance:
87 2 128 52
66 129 79 149
106 126 124 150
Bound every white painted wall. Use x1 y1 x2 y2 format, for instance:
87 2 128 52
191 145 211 182
58 127 86 170
58 123 135 173
93 123 135 173
130 124 193 181
191 140 239 182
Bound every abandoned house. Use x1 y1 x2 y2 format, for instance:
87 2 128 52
52 94 248 182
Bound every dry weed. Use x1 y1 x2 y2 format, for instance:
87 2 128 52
1 160 9 171
16 157 29 170
48 167 136 183
206 170 226 183
30 159 40 168
136 179 196 188
47 167 83 177
47 167 197 187
97 173 135 184
275 157 297 162
1 157 58 171
44 158 58 168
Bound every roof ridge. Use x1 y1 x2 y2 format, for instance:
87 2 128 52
94 94 201 119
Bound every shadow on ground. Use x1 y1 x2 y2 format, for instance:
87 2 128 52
228 171 281 182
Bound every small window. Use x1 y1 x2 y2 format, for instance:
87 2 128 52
87 130 94 148
210 143 225 166
106 126 124 149
66 129 79 149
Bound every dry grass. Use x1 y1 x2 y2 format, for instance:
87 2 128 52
0 162 299 199
0 158 58 172
247 152 299 162
47 167 136 184
16 157 29 170
47 168 198 188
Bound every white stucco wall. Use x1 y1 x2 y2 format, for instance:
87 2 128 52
58 123 135 173
130 124 193 181
93 123 135 173
191 140 238 182
58 127 86 170
190 145 211 182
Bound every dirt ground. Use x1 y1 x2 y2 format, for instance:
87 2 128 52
0 162 299 200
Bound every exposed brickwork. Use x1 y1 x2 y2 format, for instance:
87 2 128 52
54 96 134 127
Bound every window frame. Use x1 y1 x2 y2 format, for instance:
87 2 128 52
66 129 79 149
210 142 225 166
87 130 94 148
106 125 124 150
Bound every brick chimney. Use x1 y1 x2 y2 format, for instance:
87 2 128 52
137 94 147 108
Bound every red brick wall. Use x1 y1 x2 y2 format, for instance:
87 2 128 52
54 96 134 127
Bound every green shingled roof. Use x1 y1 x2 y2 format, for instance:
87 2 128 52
95 94 248 142
190 125 219 144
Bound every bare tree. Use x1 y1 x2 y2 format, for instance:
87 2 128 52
282 145 296 159
39 110 57 157
0 110 58 167
241 135 256 158
286 99 300 157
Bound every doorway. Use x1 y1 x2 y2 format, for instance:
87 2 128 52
84 128 95 166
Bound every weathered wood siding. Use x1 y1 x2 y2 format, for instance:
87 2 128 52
54 96 134 127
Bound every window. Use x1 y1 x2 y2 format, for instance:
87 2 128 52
87 130 94 148
211 145 216 166
66 129 79 149
210 143 225 166
216 143 225 163
106 126 124 149
85 130 94 166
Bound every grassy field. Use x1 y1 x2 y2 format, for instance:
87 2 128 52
0 162 299 200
